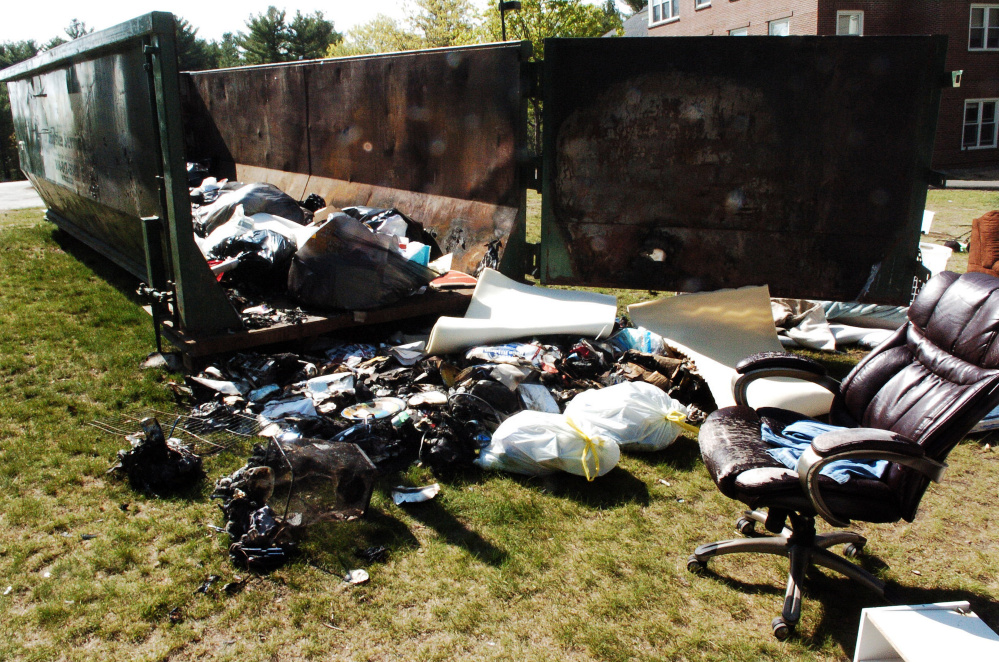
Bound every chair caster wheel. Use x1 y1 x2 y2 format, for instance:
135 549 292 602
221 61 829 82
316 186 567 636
735 517 756 536
772 616 793 641
844 542 865 558
687 555 707 574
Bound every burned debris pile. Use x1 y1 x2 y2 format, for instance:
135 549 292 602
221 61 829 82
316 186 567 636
213 439 377 570
188 171 449 327
107 171 719 571
109 417 205 495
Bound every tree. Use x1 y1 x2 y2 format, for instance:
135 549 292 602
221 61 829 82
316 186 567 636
486 0 610 59
206 33 243 69
0 41 41 181
412 0 481 48
622 0 647 12
327 15 422 57
175 17 215 71
287 10 342 61
45 18 94 51
65 18 93 40
239 6 289 64
484 0 613 152
238 7 340 64
599 0 624 35
329 0 483 57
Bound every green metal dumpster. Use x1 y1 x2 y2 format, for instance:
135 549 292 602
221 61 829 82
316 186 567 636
0 12 949 358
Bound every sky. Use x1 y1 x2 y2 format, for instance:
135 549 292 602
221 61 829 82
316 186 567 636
0 1 627 46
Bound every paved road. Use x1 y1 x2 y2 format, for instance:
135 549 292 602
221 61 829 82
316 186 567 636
946 180 999 190
0 180 44 210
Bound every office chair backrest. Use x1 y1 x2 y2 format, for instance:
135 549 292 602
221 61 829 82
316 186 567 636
830 272 999 519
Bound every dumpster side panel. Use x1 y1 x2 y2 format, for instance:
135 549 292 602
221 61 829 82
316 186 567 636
5 47 160 277
541 37 946 305
181 44 529 277
0 13 243 333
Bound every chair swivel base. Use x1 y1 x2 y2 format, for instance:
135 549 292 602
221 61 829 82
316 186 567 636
687 511 886 640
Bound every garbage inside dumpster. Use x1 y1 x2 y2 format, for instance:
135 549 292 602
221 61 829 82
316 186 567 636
287 213 439 311
194 182 309 236
183 172 454 327
109 417 205 495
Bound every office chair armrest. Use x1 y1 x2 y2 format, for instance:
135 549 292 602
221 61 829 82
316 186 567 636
733 352 841 407
796 429 947 527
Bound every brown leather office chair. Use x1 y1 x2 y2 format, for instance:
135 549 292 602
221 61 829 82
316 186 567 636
687 271 999 639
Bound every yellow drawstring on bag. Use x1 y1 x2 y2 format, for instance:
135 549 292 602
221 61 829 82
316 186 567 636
665 409 700 435
564 417 603 482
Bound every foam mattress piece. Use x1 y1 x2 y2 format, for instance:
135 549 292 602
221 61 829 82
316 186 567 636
425 268 617 356
629 286 834 417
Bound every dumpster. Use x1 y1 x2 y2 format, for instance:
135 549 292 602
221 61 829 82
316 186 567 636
0 13 949 358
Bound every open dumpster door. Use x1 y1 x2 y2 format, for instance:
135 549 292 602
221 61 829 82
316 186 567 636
0 12 241 333
540 36 948 305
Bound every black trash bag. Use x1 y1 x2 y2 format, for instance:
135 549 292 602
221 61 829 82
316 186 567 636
341 206 442 258
300 193 326 213
194 183 308 236
187 161 210 187
212 228 297 284
287 213 436 311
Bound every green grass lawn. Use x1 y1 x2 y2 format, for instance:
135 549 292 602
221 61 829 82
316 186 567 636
1 193 998 661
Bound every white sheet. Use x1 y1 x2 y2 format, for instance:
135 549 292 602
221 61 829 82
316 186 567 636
629 286 834 417
425 269 617 356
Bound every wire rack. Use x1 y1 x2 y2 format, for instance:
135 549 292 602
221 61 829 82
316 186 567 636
89 406 262 455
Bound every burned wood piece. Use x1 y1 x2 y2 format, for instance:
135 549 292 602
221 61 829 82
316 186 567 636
109 417 204 495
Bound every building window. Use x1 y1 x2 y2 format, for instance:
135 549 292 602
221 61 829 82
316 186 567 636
836 11 863 35
964 99 998 149
769 18 790 36
729 26 749 36
969 5 999 50
650 0 679 24
695 0 711 8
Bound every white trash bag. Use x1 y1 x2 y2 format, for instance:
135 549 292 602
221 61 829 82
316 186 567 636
475 411 619 480
565 381 697 452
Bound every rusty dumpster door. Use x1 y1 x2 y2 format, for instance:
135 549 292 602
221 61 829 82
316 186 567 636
0 12 241 333
540 36 948 305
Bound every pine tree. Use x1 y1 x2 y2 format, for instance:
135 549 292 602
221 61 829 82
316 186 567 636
287 10 341 61
175 17 214 71
239 6 290 65
0 41 41 181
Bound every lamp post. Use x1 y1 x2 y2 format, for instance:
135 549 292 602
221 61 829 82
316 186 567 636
499 0 522 41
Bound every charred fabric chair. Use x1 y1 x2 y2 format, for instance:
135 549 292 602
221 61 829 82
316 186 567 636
687 271 999 639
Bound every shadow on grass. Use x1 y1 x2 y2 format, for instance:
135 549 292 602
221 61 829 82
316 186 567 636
626 436 703 472
304 506 423 572
520 466 651 508
691 550 999 657
386 493 509 566
808 574 999 658
52 228 145 307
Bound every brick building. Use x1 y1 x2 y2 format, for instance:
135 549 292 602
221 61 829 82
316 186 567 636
636 1 999 176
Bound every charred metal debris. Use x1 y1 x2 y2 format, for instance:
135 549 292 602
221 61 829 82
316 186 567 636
111 324 713 570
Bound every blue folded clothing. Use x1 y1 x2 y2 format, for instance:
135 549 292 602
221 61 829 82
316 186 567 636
761 420 889 484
